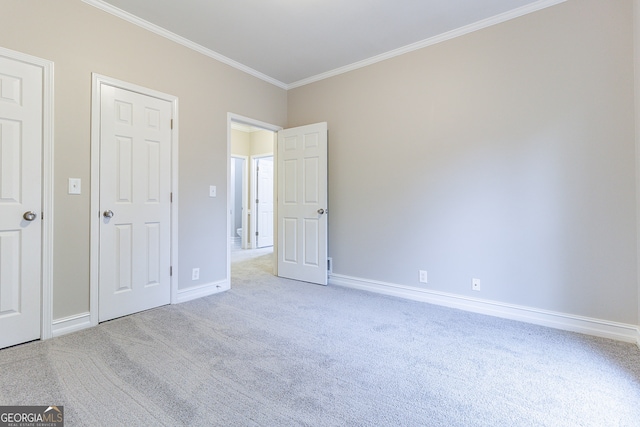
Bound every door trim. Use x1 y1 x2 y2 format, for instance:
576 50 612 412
227 113 281 281
231 155 248 249
0 47 54 341
90 74 179 327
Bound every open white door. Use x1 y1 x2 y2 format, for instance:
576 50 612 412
277 122 328 285
0 54 43 348
256 156 274 248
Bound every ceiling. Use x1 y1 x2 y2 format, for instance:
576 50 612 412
87 0 563 89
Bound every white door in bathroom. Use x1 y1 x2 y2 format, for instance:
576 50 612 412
256 156 274 248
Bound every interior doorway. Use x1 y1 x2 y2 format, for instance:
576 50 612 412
227 114 329 287
90 74 178 323
228 114 279 282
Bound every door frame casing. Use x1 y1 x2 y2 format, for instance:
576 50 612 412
227 113 281 280
230 155 248 249
90 74 179 327
0 47 55 341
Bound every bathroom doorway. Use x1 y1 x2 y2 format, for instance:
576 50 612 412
229 120 276 251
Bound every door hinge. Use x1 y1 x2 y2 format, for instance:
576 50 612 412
170 192 173 203
255 231 259 236
41 212 44 220
170 119 173 129
256 199 259 204
170 266 173 276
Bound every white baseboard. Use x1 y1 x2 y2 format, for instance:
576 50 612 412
49 282 229 339
176 280 229 304
51 312 92 338
330 274 640 345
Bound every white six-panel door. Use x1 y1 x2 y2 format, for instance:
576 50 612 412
98 84 172 322
277 123 328 285
256 156 274 248
0 55 43 348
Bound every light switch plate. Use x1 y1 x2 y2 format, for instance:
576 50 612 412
209 185 217 197
68 178 81 195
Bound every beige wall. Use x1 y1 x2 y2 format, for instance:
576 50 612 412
230 129 274 157
250 130 275 156
231 129 251 157
0 0 287 319
1 0 638 330
288 0 638 324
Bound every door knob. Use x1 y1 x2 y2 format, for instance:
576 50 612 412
23 211 37 221
103 210 114 218
317 208 325 215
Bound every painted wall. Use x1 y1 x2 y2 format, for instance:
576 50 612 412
1 0 637 331
288 0 638 324
231 129 251 157
0 0 287 319
251 130 275 156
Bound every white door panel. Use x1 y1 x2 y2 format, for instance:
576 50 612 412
0 56 42 348
99 85 171 322
256 156 273 248
277 123 327 285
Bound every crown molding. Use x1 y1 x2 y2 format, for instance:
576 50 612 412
288 0 567 89
83 0 565 91
81 0 288 90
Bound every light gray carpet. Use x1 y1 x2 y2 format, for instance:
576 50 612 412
1 248 640 426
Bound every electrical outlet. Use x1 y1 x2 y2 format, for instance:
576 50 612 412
419 270 428 283
192 268 200 281
472 278 481 291
68 178 81 195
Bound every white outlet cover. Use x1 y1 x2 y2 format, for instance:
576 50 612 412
192 268 200 280
472 278 481 291
68 178 81 195
209 185 217 197
419 270 428 283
